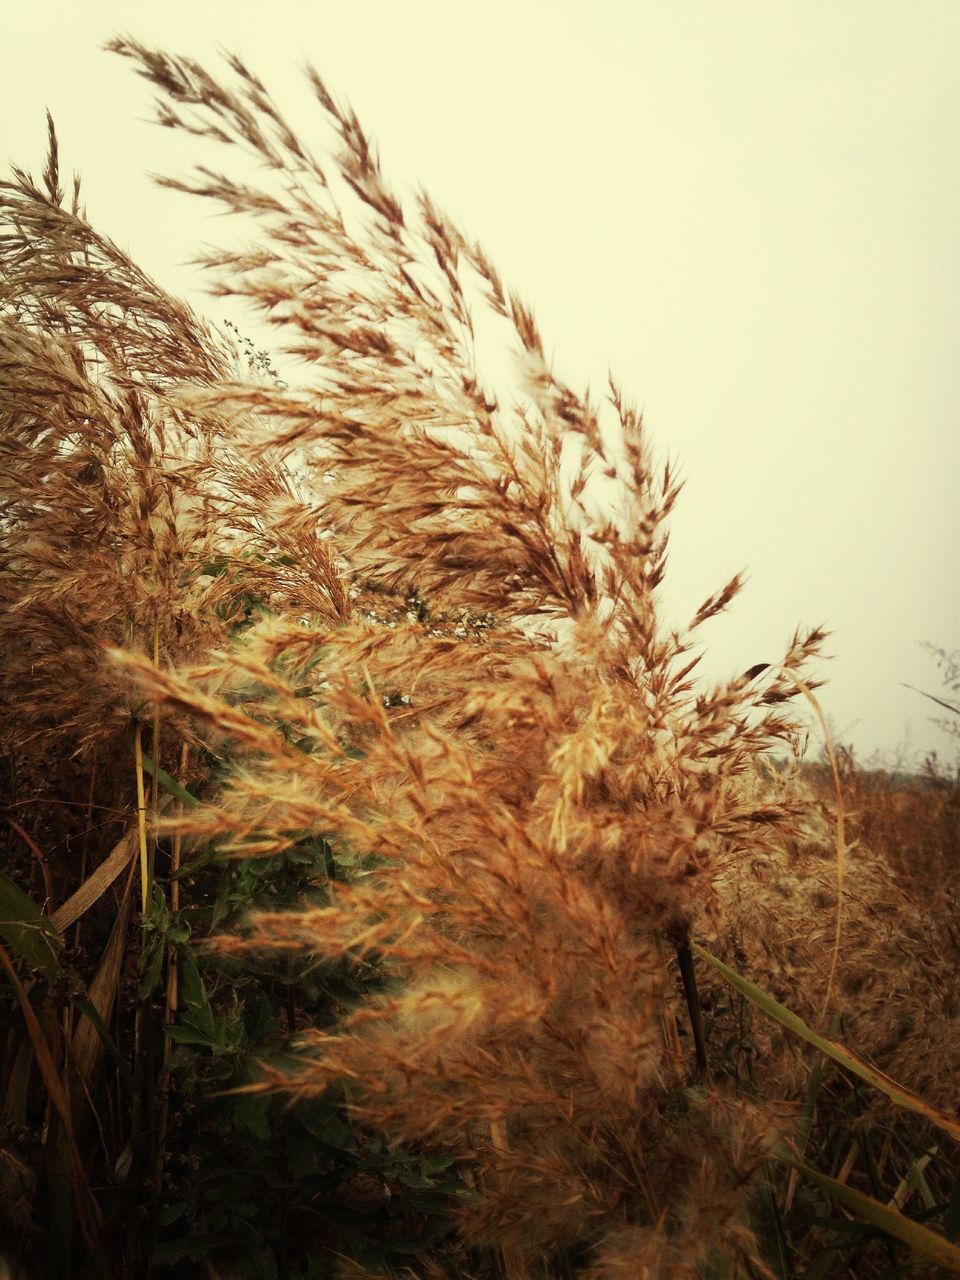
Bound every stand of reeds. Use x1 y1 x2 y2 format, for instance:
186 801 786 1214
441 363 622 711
1 40 958 1280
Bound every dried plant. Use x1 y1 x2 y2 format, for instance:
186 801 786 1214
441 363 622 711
95 38 833 1277
0 114 352 848
3 36 956 1280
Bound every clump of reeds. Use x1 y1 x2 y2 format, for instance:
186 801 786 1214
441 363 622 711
0 110 355 842
93 38 834 1276
706 761 960 1107
0 105 360 1276
700 759 960 1275
6 37 956 1280
831 754 959 922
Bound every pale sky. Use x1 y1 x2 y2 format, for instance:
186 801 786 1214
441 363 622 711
3 2 958 768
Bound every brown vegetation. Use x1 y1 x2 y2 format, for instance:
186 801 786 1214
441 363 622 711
1 41 958 1280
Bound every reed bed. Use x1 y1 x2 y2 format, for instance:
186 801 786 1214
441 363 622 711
0 40 958 1280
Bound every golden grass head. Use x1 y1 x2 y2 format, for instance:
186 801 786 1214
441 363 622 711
0 42 843 1276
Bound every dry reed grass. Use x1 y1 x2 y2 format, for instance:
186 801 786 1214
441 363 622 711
707 765 960 1108
102 38 826 1276
1 38 957 1280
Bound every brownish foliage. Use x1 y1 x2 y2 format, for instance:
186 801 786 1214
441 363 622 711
832 760 959 921
98 39 829 1276
4 38 955 1280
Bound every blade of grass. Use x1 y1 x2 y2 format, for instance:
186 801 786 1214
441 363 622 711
901 682 960 718
890 1145 939 1212
5 816 53 910
675 931 710 1083
777 669 846 1019
134 721 149 914
694 943 960 1143
784 1014 841 1212
149 618 161 899
3 1034 33 1124
138 749 200 808
0 940 104 1259
70 856 136 1097
0 872 61 978
50 798 172 933
71 995 134 1092
156 743 188 1188
782 1151 960 1274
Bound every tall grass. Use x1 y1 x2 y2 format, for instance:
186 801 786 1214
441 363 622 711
1 39 958 1280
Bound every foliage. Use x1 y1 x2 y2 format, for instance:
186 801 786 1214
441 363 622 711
0 761 466 1278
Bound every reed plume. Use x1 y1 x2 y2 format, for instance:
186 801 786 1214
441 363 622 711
81 38 835 1276
5 37 958 1278
3 34 956 1279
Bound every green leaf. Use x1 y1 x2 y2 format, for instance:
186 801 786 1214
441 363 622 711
232 1095 271 1142
178 954 216 1037
71 995 133 1091
0 872 61 979
395 1169 439 1190
139 885 171 998
157 1201 187 1228
165 1024 220 1047
150 1233 210 1267
139 750 200 808
299 1112 357 1152
200 556 229 578
167 915 191 945
138 943 165 1000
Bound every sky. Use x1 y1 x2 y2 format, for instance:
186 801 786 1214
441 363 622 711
2 1 958 768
